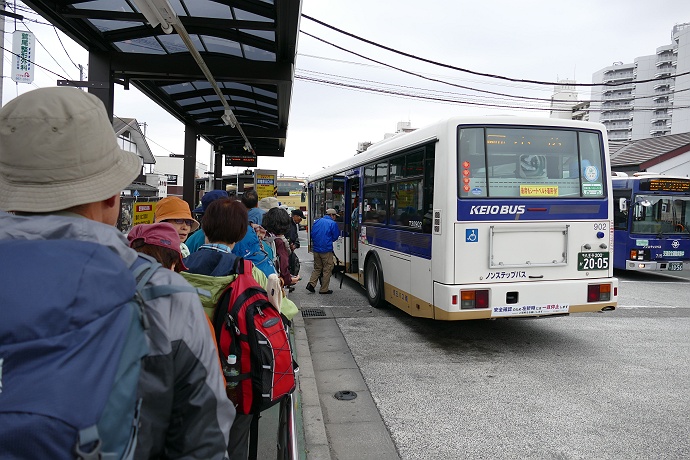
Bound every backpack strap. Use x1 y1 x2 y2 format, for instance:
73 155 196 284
131 253 162 291
140 284 211 301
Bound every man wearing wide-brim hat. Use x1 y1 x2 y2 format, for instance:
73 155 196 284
0 87 233 458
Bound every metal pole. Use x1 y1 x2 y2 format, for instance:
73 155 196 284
0 3 5 107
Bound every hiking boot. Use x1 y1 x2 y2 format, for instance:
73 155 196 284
306 283 315 293
319 290 333 294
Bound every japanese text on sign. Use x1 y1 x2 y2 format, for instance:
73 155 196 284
520 185 559 197
12 31 35 84
492 303 569 317
485 271 526 280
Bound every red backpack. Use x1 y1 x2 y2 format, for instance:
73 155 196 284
212 258 296 414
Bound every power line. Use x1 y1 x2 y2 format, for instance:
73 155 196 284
301 13 690 88
300 30 690 109
0 44 69 80
296 67 690 106
297 52 556 93
17 21 74 80
299 30 561 105
295 73 690 113
52 26 80 72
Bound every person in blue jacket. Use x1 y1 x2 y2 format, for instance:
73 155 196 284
306 208 341 294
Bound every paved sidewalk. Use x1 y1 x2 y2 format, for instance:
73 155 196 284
289 243 400 460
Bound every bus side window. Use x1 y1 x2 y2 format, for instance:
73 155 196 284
613 190 629 230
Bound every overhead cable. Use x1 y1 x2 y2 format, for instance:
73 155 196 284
295 74 690 112
301 14 690 88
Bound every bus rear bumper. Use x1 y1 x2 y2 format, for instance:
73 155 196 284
432 278 618 321
625 260 690 271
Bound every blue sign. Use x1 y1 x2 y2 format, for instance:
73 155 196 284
133 190 140 197
466 228 478 243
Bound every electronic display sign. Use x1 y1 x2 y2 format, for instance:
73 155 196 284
225 155 257 167
639 178 690 193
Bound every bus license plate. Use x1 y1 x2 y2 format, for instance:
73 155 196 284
577 252 609 271
668 262 683 271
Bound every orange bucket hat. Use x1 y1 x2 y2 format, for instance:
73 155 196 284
154 196 200 231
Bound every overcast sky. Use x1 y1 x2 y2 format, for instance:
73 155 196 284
2 0 688 178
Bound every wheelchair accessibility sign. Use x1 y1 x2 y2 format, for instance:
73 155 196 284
466 229 478 243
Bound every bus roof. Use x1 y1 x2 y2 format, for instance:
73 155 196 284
307 115 607 183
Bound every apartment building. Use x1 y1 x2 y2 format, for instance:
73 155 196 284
589 22 690 141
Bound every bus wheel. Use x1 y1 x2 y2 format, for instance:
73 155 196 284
365 256 385 308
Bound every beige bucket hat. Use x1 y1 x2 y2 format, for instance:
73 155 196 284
0 87 142 212
258 196 280 211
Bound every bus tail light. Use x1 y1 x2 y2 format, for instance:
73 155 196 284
460 290 489 309
630 249 647 261
587 283 611 302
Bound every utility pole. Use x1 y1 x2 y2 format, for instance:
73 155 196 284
0 2 5 107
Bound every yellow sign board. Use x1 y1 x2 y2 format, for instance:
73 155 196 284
519 185 559 197
133 202 156 225
254 169 278 200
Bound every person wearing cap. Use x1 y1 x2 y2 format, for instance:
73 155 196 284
306 208 341 294
286 209 305 251
241 188 265 225
0 87 233 459
154 196 199 258
128 222 188 272
187 189 229 253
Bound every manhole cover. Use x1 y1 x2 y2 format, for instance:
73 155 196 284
334 390 357 401
301 308 326 317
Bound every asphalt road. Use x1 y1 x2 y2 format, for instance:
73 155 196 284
296 240 690 460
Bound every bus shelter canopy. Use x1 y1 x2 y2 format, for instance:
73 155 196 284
23 0 300 159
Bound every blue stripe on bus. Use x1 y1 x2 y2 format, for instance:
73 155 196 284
457 199 608 221
364 226 432 259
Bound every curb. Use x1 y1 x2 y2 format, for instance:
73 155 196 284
292 311 332 460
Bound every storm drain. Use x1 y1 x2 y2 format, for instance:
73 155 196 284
301 308 327 318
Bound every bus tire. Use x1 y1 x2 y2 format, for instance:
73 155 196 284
365 254 385 308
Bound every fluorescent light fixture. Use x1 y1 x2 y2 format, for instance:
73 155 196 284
221 109 237 128
132 0 177 34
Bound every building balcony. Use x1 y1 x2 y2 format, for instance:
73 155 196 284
600 113 632 122
602 69 634 80
650 128 670 136
603 84 634 94
608 132 632 141
653 79 674 91
602 93 634 102
655 70 674 79
651 114 671 124
600 105 632 113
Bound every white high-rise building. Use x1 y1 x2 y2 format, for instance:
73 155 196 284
549 80 579 119
590 22 690 141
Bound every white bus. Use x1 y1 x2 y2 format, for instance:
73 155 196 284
307 116 618 320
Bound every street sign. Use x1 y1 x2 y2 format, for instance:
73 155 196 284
12 31 35 84
254 169 278 200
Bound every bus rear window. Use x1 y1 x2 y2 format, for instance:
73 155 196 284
458 127 605 199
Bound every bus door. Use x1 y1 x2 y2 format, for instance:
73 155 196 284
330 177 348 272
346 176 360 274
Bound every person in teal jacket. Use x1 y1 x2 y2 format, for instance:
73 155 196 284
306 208 341 294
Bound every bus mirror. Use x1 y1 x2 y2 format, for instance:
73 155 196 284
619 198 627 212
